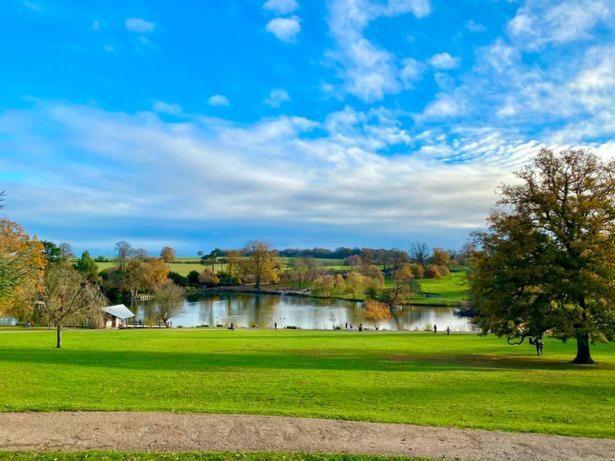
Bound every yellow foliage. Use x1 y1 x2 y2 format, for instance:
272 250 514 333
0 219 46 320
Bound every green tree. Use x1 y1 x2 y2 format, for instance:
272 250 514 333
74 251 99 282
469 149 614 363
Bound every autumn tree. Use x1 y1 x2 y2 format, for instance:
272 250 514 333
363 300 392 330
345 254 363 268
311 274 345 297
469 149 614 364
40 263 107 348
385 263 415 306
123 258 169 304
431 248 450 267
345 271 368 298
287 257 321 288
0 219 46 321
389 249 410 272
160 246 176 263
226 250 243 283
408 263 425 279
153 282 185 327
241 241 280 290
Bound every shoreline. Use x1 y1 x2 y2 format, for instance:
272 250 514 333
198 285 462 308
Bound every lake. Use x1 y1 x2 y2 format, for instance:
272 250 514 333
136 292 475 332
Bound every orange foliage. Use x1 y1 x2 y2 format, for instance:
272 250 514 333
363 300 392 329
0 219 46 320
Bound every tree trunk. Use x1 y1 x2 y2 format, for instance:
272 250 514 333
56 324 62 348
572 332 594 364
255 275 261 291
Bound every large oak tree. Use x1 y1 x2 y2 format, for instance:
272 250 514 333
469 149 614 363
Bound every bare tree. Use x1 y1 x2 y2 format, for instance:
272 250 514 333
153 283 185 327
115 241 132 270
409 242 430 265
40 263 107 348
59 242 73 260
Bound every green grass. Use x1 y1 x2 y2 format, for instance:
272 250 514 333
95 258 351 277
0 329 613 438
0 453 424 461
96 262 208 276
412 272 469 305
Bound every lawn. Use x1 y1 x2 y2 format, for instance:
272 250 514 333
411 271 469 305
0 329 613 438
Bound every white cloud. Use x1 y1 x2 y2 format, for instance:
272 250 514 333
263 0 299 15
264 89 290 107
152 101 184 116
465 20 486 32
400 58 425 87
1 101 612 252
326 0 432 101
125 18 157 33
266 16 301 43
507 0 612 50
208 95 231 107
421 94 464 119
429 52 461 70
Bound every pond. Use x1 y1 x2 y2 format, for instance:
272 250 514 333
136 292 476 332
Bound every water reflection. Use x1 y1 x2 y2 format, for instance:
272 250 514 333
136 293 475 332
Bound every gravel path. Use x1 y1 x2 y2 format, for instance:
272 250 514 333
0 412 613 460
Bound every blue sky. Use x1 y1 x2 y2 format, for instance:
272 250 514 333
0 0 613 255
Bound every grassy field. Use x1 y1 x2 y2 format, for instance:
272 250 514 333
0 329 613 438
411 271 469 305
0 453 423 461
95 258 352 277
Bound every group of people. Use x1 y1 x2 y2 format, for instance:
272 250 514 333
433 325 451 334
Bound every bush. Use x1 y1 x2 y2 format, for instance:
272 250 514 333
409 263 425 279
186 270 200 286
168 271 188 287
217 271 238 286
425 264 441 278
199 268 220 287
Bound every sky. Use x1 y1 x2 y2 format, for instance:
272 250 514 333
0 0 613 256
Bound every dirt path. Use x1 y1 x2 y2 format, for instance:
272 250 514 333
0 412 613 460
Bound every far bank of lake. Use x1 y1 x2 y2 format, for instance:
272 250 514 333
136 292 475 331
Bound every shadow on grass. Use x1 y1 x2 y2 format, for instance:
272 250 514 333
0 347 610 373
